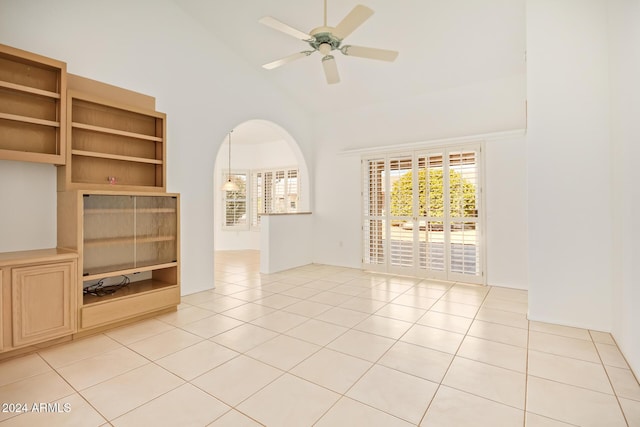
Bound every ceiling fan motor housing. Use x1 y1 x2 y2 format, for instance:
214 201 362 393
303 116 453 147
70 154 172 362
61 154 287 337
309 27 342 53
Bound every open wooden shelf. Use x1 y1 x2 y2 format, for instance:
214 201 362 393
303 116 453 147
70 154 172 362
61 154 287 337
0 43 66 164
71 149 163 165
58 91 166 191
0 112 59 127
0 80 61 99
82 261 178 281
71 122 163 142
83 278 177 306
80 273 179 329
84 207 176 215
84 234 176 248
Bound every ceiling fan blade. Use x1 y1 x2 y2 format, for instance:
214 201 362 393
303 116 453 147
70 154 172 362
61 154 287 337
321 55 340 84
341 45 399 62
259 16 312 41
334 5 374 39
262 51 313 70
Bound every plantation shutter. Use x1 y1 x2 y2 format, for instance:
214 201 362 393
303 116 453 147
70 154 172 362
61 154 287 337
363 158 386 268
252 172 263 226
287 169 299 211
388 156 415 271
251 168 300 227
223 172 248 229
418 153 447 277
362 144 483 283
448 149 481 279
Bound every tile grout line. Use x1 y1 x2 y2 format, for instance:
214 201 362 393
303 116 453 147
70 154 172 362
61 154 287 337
35 337 117 425
591 329 632 427
193 275 486 423
242 276 535 425
216 258 616 424
332 278 454 425
416 281 490 426
305 276 456 426
214 274 366 425
226 275 447 425
245 279 401 425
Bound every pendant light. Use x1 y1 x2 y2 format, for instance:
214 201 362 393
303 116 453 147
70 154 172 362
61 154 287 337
221 130 239 192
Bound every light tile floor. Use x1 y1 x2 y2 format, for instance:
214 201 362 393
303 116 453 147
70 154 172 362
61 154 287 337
1 250 639 426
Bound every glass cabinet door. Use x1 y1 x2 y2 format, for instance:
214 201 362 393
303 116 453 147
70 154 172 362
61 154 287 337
135 196 178 268
83 195 135 275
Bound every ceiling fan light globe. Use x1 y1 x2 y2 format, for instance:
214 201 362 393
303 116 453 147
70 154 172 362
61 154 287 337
319 43 332 55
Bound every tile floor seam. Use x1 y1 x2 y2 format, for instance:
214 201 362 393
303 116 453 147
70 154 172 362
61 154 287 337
310 398 419 427
417 281 493 426
431 383 527 413
525 409 582 427
0 370 84 425
471 317 529 331
189 357 288 415
218 407 266 426
76 361 187 423
105 381 195 425
37 334 122 370
253 285 444 425
529 328 596 342
0 353 53 389
280 368 386 424
527 345 616 366
47 368 110 424
593 333 633 427
452 353 527 375
121 332 206 365
38 335 142 398
527 372 620 397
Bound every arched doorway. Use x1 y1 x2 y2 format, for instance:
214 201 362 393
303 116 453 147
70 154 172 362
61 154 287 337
212 119 310 264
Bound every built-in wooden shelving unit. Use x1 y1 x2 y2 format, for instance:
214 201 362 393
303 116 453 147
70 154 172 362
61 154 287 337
0 43 66 164
57 191 180 331
58 90 166 191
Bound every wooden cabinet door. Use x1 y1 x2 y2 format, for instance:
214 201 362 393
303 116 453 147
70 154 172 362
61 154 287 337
11 261 76 347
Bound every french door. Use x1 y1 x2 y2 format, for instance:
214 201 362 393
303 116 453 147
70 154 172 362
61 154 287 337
362 144 484 284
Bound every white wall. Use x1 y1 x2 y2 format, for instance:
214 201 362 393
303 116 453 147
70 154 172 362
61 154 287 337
0 0 314 295
608 0 640 378
260 214 313 274
484 135 528 289
312 76 528 289
0 161 57 252
526 0 613 331
214 138 298 251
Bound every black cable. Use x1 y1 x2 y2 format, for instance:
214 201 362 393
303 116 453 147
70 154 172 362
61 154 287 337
83 275 130 297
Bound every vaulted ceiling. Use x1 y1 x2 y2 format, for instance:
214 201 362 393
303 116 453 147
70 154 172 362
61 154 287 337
173 0 526 115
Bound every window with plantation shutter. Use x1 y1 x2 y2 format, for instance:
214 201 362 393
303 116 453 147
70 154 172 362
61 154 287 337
287 170 299 211
222 172 248 229
252 171 263 227
388 156 415 269
362 144 483 283
363 158 386 266
448 149 481 277
251 167 299 227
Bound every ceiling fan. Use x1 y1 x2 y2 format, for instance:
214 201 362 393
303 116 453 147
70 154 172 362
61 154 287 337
259 1 399 84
